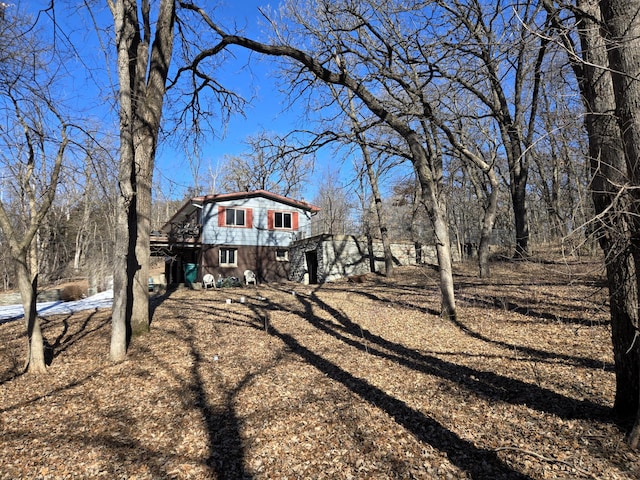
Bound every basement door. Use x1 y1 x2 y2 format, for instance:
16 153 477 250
305 250 318 284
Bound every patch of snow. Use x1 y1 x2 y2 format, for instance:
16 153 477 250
0 289 113 324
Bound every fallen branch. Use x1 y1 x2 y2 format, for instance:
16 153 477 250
494 446 596 479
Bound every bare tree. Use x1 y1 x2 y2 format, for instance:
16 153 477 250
70 0 252 360
544 0 640 447
357 144 396 276
326 74 397 276
0 107 68 374
429 0 551 258
529 75 589 243
0 5 71 373
440 120 502 278
65 138 119 292
106 0 176 360
186 1 459 318
219 131 313 197
311 168 354 236
598 0 640 448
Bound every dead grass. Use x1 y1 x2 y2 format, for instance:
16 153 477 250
0 259 637 479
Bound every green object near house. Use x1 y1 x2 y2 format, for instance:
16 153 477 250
184 263 198 285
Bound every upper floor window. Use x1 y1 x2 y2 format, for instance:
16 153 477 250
274 212 292 229
218 206 252 228
226 208 245 226
268 210 298 230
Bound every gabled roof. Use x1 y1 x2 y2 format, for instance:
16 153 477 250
194 189 320 212
160 189 320 233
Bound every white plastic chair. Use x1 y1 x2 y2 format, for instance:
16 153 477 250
202 273 216 290
244 270 257 286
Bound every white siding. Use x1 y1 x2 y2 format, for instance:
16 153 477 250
201 196 313 246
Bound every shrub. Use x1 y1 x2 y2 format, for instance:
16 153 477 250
60 284 86 301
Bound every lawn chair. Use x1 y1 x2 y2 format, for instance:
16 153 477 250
202 273 216 290
244 270 257 286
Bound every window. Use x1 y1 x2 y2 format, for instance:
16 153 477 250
218 206 252 228
274 212 292 229
225 208 245 226
276 249 289 262
267 209 298 231
219 248 237 266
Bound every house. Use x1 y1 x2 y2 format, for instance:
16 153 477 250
151 190 320 284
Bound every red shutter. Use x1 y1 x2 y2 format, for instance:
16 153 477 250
267 210 274 230
292 211 299 230
218 206 225 226
246 208 253 228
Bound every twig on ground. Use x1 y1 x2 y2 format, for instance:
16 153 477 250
494 446 597 479
358 324 369 354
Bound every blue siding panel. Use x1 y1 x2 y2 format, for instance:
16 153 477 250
201 196 313 246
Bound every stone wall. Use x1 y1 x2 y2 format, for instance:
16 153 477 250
0 289 62 306
289 234 434 283
289 235 325 283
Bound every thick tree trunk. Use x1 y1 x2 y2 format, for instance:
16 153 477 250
110 188 136 362
511 170 529 258
110 0 138 362
605 244 640 413
599 0 640 448
582 0 640 420
551 0 640 446
417 156 457 320
130 0 175 335
132 149 151 336
600 0 640 181
109 0 175 353
431 206 456 319
477 237 491 279
15 257 45 373
546 0 640 439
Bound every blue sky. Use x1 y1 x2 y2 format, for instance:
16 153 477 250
25 1 337 202
155 1 318 199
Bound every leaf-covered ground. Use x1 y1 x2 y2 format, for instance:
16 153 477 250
1 259 638 479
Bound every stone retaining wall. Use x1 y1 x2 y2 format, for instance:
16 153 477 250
0 289 62 306
289 234 435 283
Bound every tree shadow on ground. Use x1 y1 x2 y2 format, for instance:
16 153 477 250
447 311 613 371
345 288 612 372
292 291 610 422
46 310 110 361
0 310 110 384
149 283 182 324
250 298 533 479
343 286 442 317
0 365 110 414
180 320 254 480
456 292 609 327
